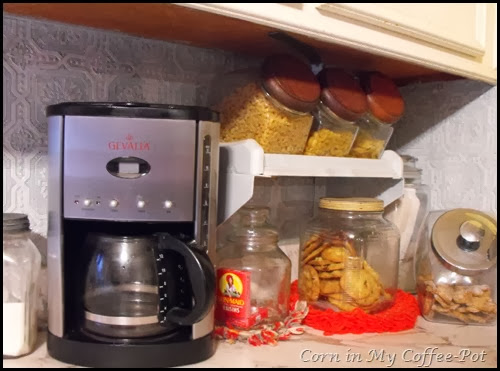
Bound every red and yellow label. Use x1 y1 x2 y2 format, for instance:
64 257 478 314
215 269 251 327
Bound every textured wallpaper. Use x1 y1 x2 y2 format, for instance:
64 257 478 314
3 13 498 241
390 80 497 215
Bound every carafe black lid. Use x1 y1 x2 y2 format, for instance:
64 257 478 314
46 102 219 122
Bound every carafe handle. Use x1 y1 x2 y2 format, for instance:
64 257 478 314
156 233 215 326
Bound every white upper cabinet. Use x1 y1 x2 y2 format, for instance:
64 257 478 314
182 3 497 84
318 3 488 58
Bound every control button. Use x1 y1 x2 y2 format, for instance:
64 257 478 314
74 200 79 205
163 200 173 209
83 199 92 207
137 200 146 209
109 199 119 208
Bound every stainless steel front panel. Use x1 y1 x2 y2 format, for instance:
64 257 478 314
63 116 196 221
47 116 64 337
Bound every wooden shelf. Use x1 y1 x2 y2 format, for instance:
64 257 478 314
3 2 461 85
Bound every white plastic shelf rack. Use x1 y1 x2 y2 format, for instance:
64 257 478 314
217 140 404 223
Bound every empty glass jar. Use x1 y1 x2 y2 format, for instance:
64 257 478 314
298 198 400 313
416 209 497 325
384 155 430 293
3 213 41 357
215 205 291 329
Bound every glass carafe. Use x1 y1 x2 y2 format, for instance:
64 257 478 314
83 233 214 339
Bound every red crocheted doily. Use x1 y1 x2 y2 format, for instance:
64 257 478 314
289 280 420 335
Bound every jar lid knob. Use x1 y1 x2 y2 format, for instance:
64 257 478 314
459 220 485 249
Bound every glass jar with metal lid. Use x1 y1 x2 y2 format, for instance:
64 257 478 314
415 209 497 325
298 198 400 313
304 68 366 157
349 72 404 159
212 54 321 154
3 213 41 357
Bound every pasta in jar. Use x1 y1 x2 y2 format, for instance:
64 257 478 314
304 69 366 157
214 54 320 155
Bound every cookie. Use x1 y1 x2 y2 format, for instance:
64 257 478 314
320 247 347 263
363 261 380 282
435 284 454 304
341 270 373 300
310 259 345 272
327 297 357 312
299 265 320 302
303 244 331 265
319 279 342 295
318 270 344 279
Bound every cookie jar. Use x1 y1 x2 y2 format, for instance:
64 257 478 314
212 54 320 154
349 72 404 159
416 209 497 325
215 205 291 329
303 68 365 157
298 198 400 313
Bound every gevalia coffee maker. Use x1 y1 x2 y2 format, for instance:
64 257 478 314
46 103 219 368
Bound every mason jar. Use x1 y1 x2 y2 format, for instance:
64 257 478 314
298 198 400 313
304 68 364 157
3 213 41 357
416 209 497 325
212 54 320 154
349 72 404 159
215 205 291 329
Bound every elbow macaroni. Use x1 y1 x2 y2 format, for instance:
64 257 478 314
218 83 313 154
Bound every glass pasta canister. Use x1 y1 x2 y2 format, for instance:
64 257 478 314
212 54 321 154
298 198 400 313
415 209 497 325
304 69 365 157
349 72 404 159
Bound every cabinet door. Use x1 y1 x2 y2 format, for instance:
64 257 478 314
318 3 487 57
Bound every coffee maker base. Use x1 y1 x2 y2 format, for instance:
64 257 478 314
47 331 216 368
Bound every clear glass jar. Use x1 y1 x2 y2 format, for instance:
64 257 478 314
304 105 358 157
3 213 41 357
384 155 430 293
349 73 404 159
349 118 393 159
304 69 366 157
416 209 497 326
212 54 320 154
215 205 291 329
298 198 400 313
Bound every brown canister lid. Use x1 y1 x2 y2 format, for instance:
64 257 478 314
319 197 384 212
362 72 404 124
261 54 320 113
318 68 368 122
431 208 497 273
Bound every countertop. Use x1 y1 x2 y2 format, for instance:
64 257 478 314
3 318 497 368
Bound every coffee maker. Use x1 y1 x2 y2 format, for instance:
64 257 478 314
46 103 219 368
